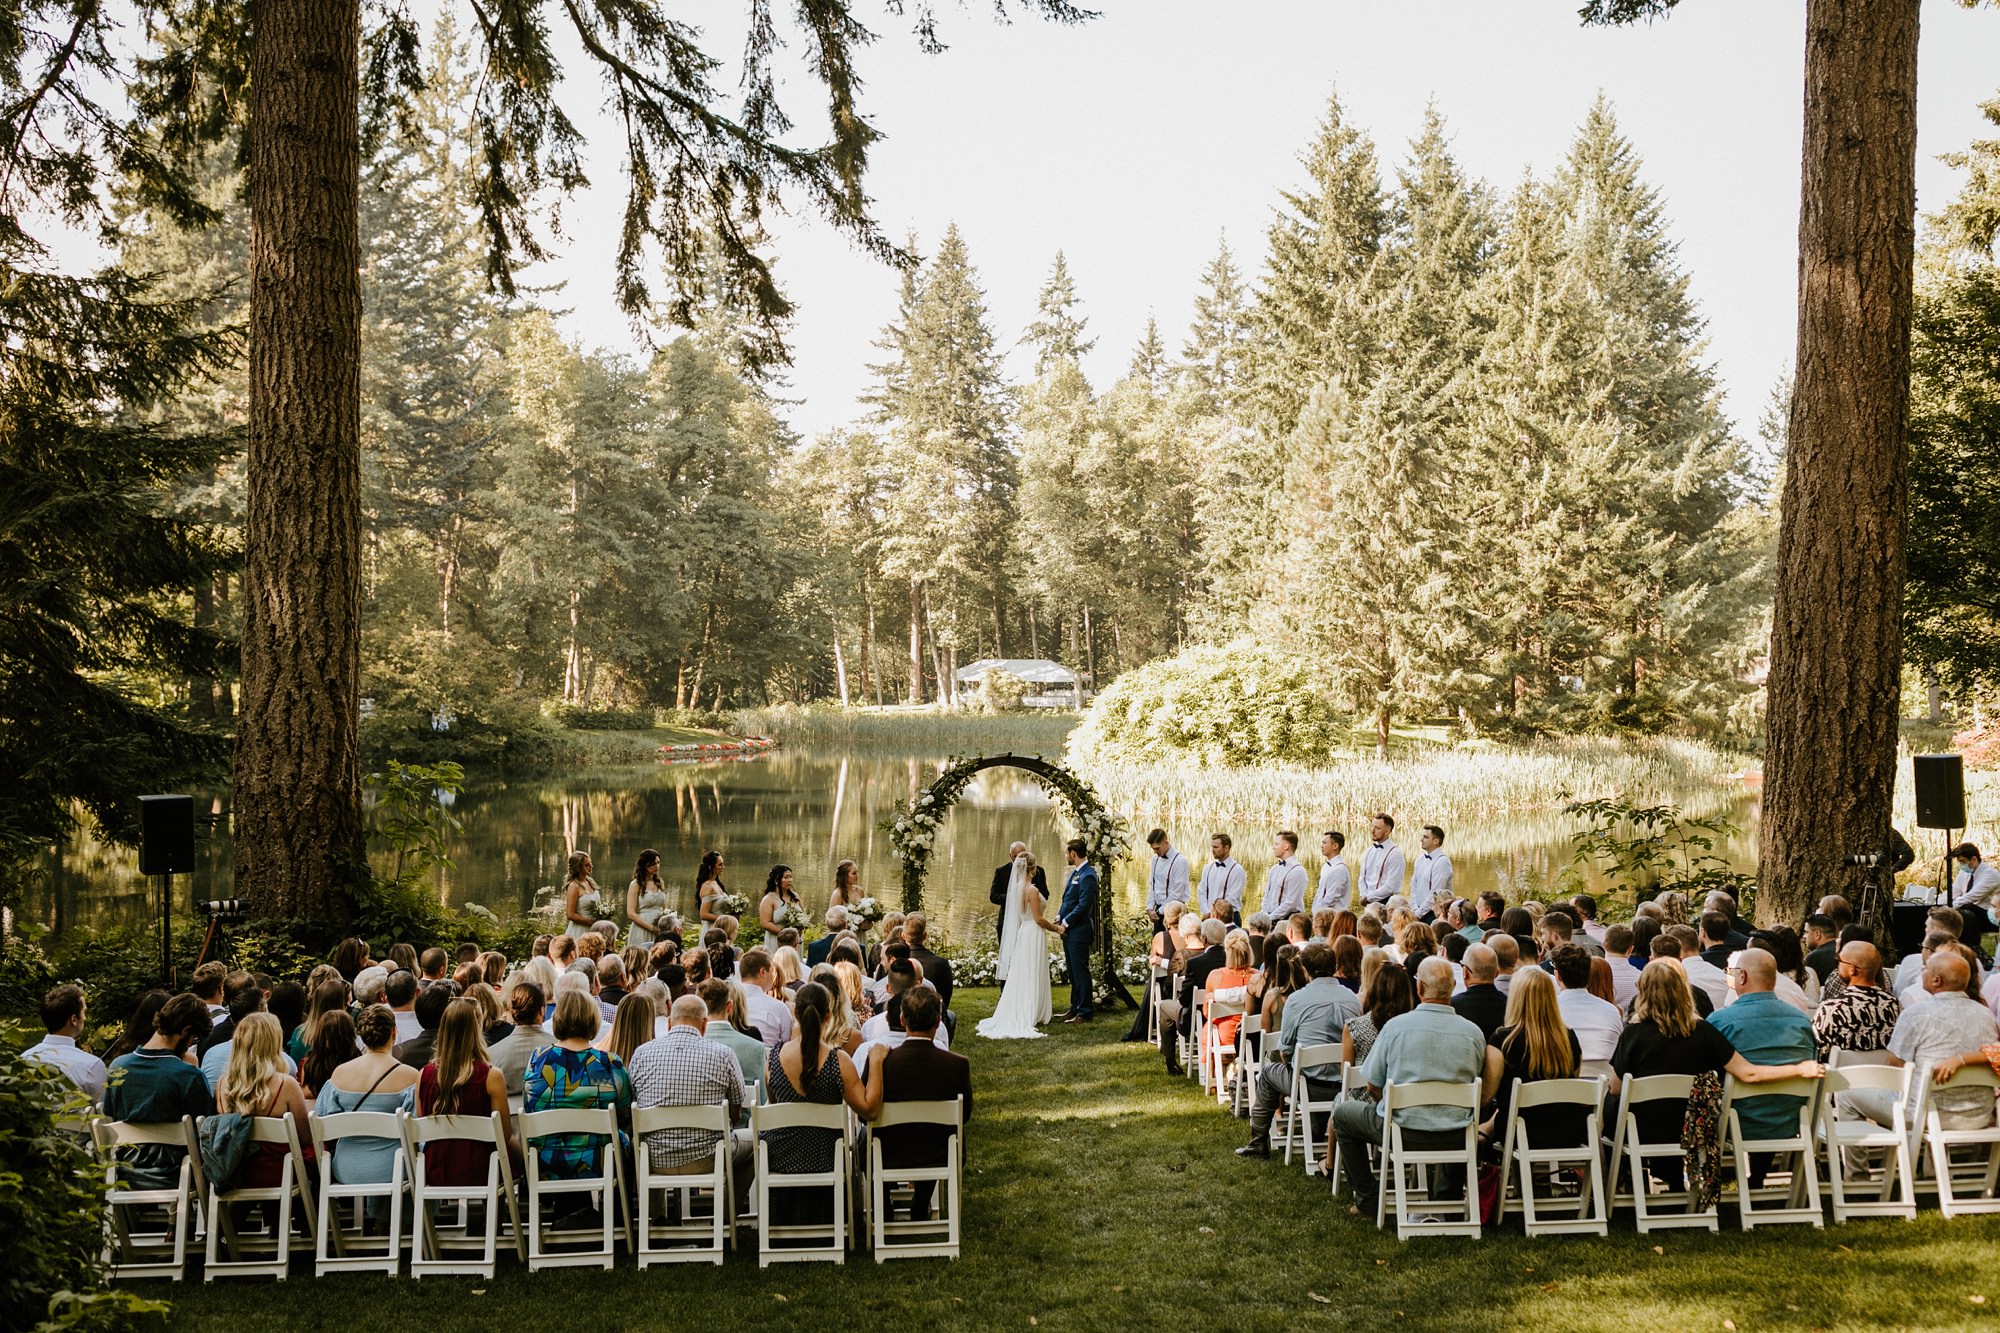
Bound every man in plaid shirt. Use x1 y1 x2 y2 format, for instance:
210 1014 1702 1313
629 994 753 1209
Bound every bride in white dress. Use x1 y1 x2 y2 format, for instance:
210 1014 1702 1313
976 852 1059 1040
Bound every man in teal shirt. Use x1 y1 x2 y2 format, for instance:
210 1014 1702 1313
103 994 215 1188
1238 942 1359 1157
1706 948 1816 1185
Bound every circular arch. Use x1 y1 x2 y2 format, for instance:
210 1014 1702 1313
883 752 1138 1010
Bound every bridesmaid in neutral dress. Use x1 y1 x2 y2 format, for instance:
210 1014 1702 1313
626 848 671 949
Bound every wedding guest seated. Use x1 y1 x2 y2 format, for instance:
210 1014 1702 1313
352 965 389 1010
1551 945 1623 1069
703 927 738 981
1238 943 1356 1157
1160 918 1228 1078
815 967 865 1057
1572 894 1606 944
23 984 107 1102
214 1013 315 1189
464 980 513 1048
299 1011 359 1100
1451 944 1507 1042
808 908 846 967
525 990 634 1179
489 981 552 1097
1896 909 1966 991
761 983 885 1227
1332 936 1364 994
698 980 766 1111
1331 958 1488 1217
103 994 213 1186
550 935 579 970
906 913 955 1020
1704 949 1819 1186
1481 967 1585 1153
315 1005 419 1207
1356 914 1386 952
598 956 630 1012
418 1000 519 1185
601 990 654 1067
1203 931 1258 1069
1340 962 1414 1080
1601 926 1640 1008
1840 952 1997 1140
1802 915 1842 987
832 961 873 1026
1898 932 1960 1008
739 949 795 1052
202 980 298 1092
1673 925 1729 1010
861 960 949 1051
1738 928 1816 1012
875 986 971 1218
1812 941 1898 1059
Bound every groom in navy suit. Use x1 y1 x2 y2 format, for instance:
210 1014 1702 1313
1057 838 1099 1023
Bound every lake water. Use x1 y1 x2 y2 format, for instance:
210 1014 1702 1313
20 742 1760 946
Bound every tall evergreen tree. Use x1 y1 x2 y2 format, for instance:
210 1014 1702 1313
1178 235 1254 416
1022 250 1096 377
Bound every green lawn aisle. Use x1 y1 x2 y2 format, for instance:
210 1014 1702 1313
159 989 2000 1332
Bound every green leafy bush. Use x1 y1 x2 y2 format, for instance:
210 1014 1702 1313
551 704 655 731
975 668 1032 713
1068 641 1352 767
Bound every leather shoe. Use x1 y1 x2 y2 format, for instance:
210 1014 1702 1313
1064 1014 1092 1024
1165 1062 1185 1077
1235 1140 1270 1159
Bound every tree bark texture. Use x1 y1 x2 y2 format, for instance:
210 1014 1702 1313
1760 0 1919 926
236 0 366 924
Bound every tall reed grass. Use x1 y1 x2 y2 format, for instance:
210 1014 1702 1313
732 703 1080 756
1071 735 1747 824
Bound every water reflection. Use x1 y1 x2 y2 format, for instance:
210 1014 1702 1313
23 748 1760 947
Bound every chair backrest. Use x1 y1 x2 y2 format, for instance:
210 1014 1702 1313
1932 1062 2000 1092
872 1098 961 1132
632 1103 729 1136
96 1118 194 1151
1727 1074 1822 1103
1383 1080 1478 1113
1620 1073 1696 1107
517 1106 617 1141
753 1101 847 1134
1511 1076 1605 1112
245 1114 296 1146
1828 1047 1893 1068
311 1110 405 1145
1296 1042 1342 1070
1823 1064 1910 1101
409 1112 501 1146
1240 1015 1264 1038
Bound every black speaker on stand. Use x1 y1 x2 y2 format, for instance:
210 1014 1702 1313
1913 754 1967 906
139 794 196 988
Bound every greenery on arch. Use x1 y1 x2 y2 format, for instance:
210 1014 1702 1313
882 753 1136 914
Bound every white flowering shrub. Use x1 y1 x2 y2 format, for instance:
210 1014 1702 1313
1067 639 1353 767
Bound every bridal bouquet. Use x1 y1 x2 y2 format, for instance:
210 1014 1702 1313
711 891 751 919
847 896 884 928
776 902 812 933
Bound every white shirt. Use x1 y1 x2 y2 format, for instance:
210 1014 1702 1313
1359 839 1405 905
1261 858 1308 919
1953 863 2000 915
1581 920 1607 944
393 1009 423 1047
1315 858 1351 914
200 1039 298 1093
1197 857 1247 916
1148 849 1189 916
745 987 794 1052
23 1034 107 1103
1407 850 1453 917
1555 988 1625 1063
1605 957 1640 1010
1680 957 1730 1011
858 1013 951 1051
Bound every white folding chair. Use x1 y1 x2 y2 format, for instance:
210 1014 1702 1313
1146 963 1170 1046
1286 1043 1343 1176
310 1110 409 1275
1719 1074 1824 1229
866 1099 963 1262
1828 1047 1894 1068
1188 989 1209 1085
753 1102 850 1266
402 1112 525 1277
1915 1063 2000 1217
1229 1014 1264 1116
1375 1080 1481 1240
200 1113 318 1280
518 1107 629 1270
95 1118 200 1281
1608 1074 1718 1233
1496 1077 1608 1237
1204 995 1248 1104
1817 1064 1916 1222
632 1105 734 1266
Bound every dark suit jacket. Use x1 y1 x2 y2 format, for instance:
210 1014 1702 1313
878 1039 973 1169
395 1030 436 1070
989 862 1050 906
1178 944 1228 1034
1700 944 1733 971
806 935 835 969
1452 983 1508 1042
196 1015 236 1059
909 946 955 1013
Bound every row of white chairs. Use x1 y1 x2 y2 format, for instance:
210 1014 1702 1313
93 1096 966 1280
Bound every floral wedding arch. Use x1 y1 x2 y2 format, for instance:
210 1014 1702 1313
882 752 1139 1008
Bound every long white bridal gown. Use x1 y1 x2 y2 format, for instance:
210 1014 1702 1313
976 857 1053 1039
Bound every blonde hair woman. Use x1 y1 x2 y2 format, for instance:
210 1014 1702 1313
810 964 863 1055
773 945 805 993
1480 968 1583 1147
216 1013 312 1188
832 960 871 1023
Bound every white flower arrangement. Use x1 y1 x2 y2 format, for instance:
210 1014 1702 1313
776 902 812 933
712 891 751 918
847 896 884 926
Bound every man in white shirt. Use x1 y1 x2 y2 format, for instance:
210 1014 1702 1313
1950 843 2000 956
1359 814 1405 908
738 948 794 1051
1315 831 1351 915
1145 828 1190 929
1551 945 1623 1066
1197 833 1247 919
23 984 107 1103
1406 825 1452 921
1674 927 1731 1011
1260 832 1309 920
1600 924 1640 1010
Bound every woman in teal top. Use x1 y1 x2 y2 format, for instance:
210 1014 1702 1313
525 990 633 1178
313 1005 419 1197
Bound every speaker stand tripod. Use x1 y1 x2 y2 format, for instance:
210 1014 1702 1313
158 872 174 989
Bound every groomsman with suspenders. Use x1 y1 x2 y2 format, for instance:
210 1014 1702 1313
1198 834 1247 919
1261 832 1309 920
1359 814 1405 908
1315 831 1351 915
1407 825 1453 923
1145 829 1190 927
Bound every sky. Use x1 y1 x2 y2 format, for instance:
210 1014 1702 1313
507 0 1998 443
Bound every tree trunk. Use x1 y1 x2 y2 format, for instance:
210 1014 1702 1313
831 618 850 706
1760 0 1919 927
188 571 217 721
235 0 365 925
906 579 924 704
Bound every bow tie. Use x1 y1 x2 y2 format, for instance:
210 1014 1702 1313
1372 842 1385 849
1214 860 1228 868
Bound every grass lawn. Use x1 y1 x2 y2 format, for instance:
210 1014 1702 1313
154 988 2000 1332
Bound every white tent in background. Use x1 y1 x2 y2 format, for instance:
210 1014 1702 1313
953 658 1084 709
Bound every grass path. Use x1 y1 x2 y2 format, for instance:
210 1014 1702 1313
158 989 2000 1332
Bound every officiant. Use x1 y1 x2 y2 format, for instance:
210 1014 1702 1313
990 840 1049 943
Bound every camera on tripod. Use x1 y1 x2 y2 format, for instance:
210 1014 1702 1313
1844 853 1884 868
199 899 248 921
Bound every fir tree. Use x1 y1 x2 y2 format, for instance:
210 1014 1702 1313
1178 235 1253 416
1022 250 1096 376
